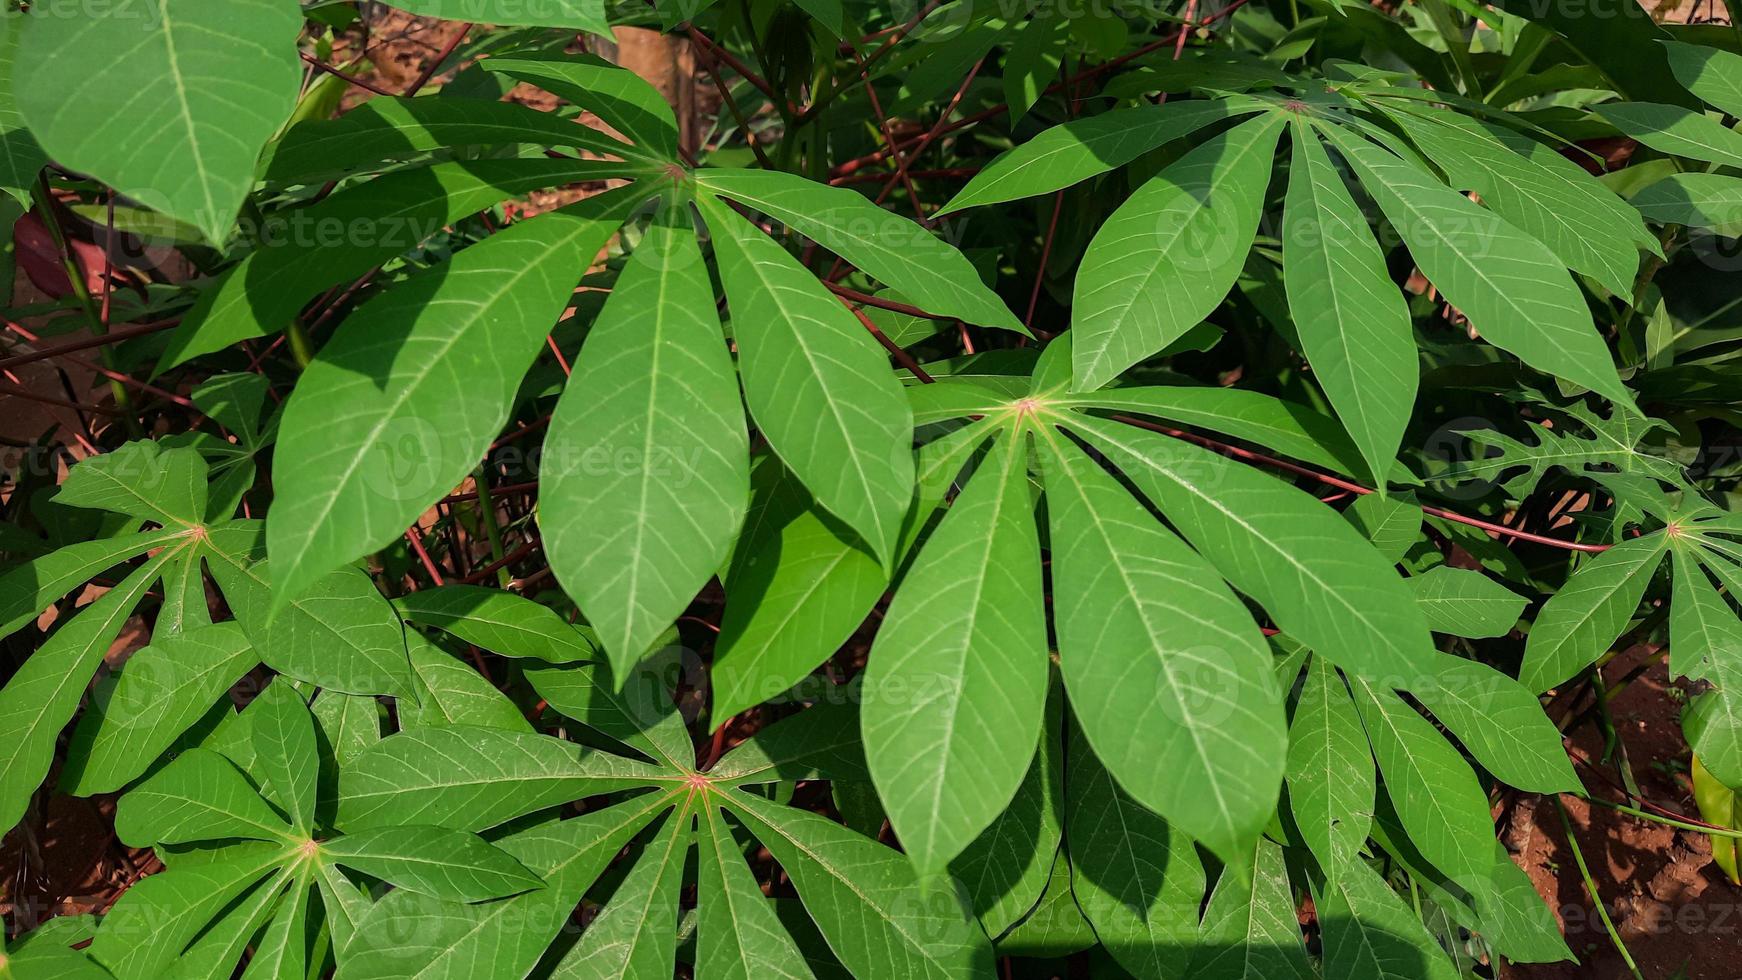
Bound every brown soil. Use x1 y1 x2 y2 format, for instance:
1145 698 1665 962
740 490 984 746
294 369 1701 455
1510 642 1742 979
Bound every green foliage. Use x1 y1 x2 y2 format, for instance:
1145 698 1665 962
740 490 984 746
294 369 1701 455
6 0 1742 976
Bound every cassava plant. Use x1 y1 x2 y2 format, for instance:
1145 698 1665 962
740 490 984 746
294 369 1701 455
3 0 1742 976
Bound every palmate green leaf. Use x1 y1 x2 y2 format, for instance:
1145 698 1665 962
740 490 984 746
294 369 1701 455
1072 112 1285 391
1350 677 1495 883
1315 858 1460 980
0 547 174 831
0 528 183 638
863 434 1048 877
1380 105 1656 297
1066 413 1439 679
1321 124 1638 412
697 168 1026 334
541 202 749 676
64 622 254 796
1190 838 1314 980
14 0 304 243
948 674 1063 941
403 632 533 733
249 681 320 834
712 462 885 722
394 585 598 664
161 866 293 978
336 724 661 832
243 877 313 980
1038 427 1284 861
1065 719 1206 980
1406 565 1526 638
1286 656 1374 883
56 441 207 527
705 700 868 785
1517 532 1667 692
88 843 284 980
697 802 817 980
524 657 693 771
1662 40 1742 116
203 524 415 698
320 825 542 903
548 803 689 979
114 747 292 847
0 17 47 207
722 788 994 980
1632 172 1742 235
1282 122 1417 483
483 55 681 158
1670 545 1742 680
1412 656 1579 794
261 95 647 182
157 158 626 369
338 793 670 980
936 99 1262 216
1596 103 1742 168
269 186 643 606
700 193 915 566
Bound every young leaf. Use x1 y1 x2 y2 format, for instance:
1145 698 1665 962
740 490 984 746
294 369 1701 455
1039 428 1285 860
1282 122 1417 482
863 434 1049 877
1286 655 1375 883
1321 124 1638 412
269 188 641 605
1517 532 1667 692
1072 112 1285 390
1068 413 1439 679
541 203 749 676
698 168 1026 333
14 0 304 243
700 193 915 565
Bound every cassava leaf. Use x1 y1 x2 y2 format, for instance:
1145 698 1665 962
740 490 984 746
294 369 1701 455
862 434 1049 877
540 202 749 676
1281 122 1417 482
700 193 915 566
1072 112 1286 390
269 188 642 606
